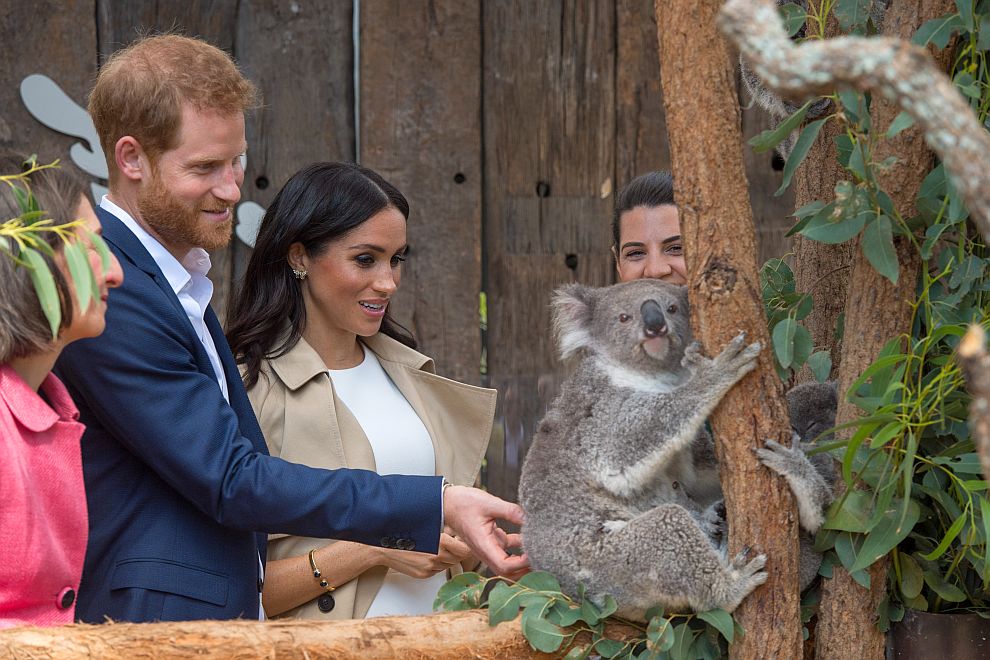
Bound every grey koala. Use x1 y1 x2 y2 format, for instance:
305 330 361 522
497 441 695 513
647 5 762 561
519 279 768 618
740 0 889 160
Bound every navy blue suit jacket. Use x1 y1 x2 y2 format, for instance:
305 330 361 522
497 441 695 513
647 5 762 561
55 206 442 623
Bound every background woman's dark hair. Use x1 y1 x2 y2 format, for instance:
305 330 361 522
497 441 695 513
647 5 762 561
226 161 416 389
0 154 86 363
611 170 675 250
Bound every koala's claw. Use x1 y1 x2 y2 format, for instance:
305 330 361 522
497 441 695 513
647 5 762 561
682 341 706 368
755 439 802 476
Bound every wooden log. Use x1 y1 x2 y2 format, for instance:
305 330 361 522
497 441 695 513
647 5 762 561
654 1 803 658
0 610 641 659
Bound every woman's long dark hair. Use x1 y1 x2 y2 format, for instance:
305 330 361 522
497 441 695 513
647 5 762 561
226 162 416 388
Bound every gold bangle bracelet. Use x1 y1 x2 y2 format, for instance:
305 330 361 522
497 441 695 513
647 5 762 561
308 549 335 593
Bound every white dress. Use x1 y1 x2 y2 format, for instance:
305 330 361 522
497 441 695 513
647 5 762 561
327 347 447 617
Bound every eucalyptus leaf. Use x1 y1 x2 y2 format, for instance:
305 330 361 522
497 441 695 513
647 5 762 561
919 511 967 561
487 582 524 625
849 499 921 573
521 604 566 653
912 13 964 48
922 570 967 602
898 553 925 599
750 100 812 154
808 351 832 383
647 616 675 651
564 645 590 660
776 118 827 196
772 317 798 369
697 608 734 642
800 207 869 244
548 600 583 627
434 572 485 611
834 0 873 32
63 240 93 313
23 247 61 338
670 623 697 660
825 489 874 533
592 638 625 658
861 214 899 284
886 112 916 138
779 2 807 36
518 571 561 593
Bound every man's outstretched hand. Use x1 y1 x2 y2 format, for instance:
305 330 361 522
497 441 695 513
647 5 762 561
443 485 530 577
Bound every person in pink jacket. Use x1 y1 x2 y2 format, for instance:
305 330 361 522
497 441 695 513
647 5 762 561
0 156 123 627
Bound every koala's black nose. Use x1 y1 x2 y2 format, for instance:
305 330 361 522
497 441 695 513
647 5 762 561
641 300 667 337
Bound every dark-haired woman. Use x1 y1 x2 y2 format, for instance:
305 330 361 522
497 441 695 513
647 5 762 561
226 162 496 620
1 158 123 626
612 170 687 283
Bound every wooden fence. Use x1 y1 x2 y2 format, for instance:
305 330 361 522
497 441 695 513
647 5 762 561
0 0 794 503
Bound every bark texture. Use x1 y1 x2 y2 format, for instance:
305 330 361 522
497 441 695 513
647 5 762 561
720 1 957 658
654 2 802 658
791 9 852 383
719 0 990 245
0 610 641 659
959 325 990 485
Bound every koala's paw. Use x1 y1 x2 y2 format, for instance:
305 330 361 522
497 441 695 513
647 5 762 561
755 439 805 477
714 549 768 612
713 332 761 381
682 341 708 369
697 501 728 552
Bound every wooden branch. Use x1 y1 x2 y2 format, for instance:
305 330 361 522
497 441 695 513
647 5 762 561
959 324 990 484
718 0 990 245
654 1 802 658
0 610 641 659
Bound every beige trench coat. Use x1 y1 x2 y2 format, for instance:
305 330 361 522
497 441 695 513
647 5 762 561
246 332 496 619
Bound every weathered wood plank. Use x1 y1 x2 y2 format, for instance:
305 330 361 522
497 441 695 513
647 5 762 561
0 1 97 182
233 0 356 310
359 0 482 384
96 0 240 320
616 0 670 201
482 0 615 501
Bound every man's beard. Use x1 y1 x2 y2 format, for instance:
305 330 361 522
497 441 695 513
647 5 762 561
137 175 233 254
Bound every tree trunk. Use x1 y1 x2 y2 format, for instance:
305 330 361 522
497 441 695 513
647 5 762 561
792 8 853 383
804 2 953 658
0 610 641 659
959 325 990 485
654 2 803 658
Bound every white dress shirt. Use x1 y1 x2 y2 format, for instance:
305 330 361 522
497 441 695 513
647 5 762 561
99 197 228 401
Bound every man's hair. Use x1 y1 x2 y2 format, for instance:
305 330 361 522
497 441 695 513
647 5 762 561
612 171 675 250
88 34 259 181
0 155 86 362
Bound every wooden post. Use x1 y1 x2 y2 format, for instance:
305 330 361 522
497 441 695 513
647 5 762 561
654 1 804 658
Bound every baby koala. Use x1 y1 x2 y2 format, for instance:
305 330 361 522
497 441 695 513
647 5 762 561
519 279 766 619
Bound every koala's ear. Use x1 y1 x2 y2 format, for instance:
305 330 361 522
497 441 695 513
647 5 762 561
551 283 595 360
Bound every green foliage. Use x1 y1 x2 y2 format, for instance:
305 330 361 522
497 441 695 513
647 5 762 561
0 158 112 338
752 0 990 624
435 572 740 659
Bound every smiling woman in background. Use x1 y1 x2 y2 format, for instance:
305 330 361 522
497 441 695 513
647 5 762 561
612 171 687 284
0 156 123 627
226 161 499 620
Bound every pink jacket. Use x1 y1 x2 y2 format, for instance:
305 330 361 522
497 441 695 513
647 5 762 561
0 364 88 627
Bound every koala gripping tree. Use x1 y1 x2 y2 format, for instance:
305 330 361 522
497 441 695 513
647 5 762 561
654 1 804 659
